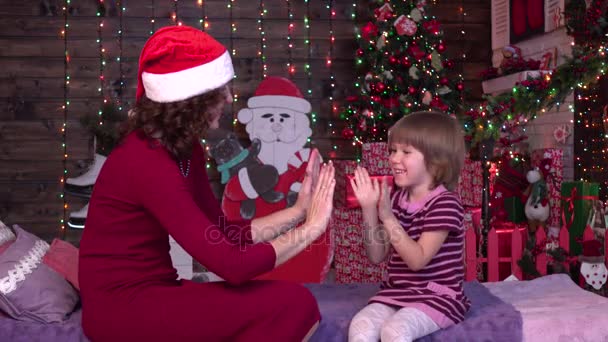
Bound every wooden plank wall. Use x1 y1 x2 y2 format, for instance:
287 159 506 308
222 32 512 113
0 0 490 243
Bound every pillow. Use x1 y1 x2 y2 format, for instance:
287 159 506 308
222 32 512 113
0 225 79 323
43 238 80 290
0 220 15 254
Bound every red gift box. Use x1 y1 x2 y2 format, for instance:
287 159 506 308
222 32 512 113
457 155 497 207
333 160 358 208
345 175 394 208
362 142 392 175
331 207 387 283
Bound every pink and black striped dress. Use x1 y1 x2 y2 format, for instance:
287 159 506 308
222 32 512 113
369 185 471 328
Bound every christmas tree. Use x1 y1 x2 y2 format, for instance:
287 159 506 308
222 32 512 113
340 0 464 143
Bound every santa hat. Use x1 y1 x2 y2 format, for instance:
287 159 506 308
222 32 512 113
579 239 604 263
136 26 234 103
238 77 311 123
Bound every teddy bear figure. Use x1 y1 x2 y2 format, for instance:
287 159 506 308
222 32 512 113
523 167 550 234
209 133 284 220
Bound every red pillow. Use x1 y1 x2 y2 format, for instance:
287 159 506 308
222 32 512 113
42 239 80 290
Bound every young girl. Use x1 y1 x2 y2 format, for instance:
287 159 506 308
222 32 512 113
348 111 470 342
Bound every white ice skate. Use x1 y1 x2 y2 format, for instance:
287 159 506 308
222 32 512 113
67 203 88 229
65 153 106 197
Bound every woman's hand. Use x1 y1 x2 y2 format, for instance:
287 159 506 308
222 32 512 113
378 177 395 223
349 166 380 211
293 149 322 217
305 162 335 231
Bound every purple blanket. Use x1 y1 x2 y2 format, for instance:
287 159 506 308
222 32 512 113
306 281 523 342
0 282 521 341
0 309 88 342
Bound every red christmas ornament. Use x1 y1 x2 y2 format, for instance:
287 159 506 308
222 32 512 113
376 82 386 92
408 86 417 95
361 22 379 40
371 95 381 102
371 126 379 136
443 59 454 69
456 83 464 91
440 77 449 86
342 127 355 140
389 55 398 64
437 43 445 53
402 57 412 68
408 45 426 61
357 48 364 56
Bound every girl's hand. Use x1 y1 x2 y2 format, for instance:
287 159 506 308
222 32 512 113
305 162 336 231
349 166 380 210
378 177 395 223
294 149 322 217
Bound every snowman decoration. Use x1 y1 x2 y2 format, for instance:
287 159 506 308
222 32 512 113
579 239 607 293
221 77 313 220
523 166 550 234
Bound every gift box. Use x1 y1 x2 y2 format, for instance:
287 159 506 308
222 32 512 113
333 159 358 208
531 148 563 227
561 181 600 255
331 207 386 283
362 142 391 175
457 155 497 207
504 196 526 223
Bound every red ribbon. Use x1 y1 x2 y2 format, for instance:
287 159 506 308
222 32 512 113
561 186 598 231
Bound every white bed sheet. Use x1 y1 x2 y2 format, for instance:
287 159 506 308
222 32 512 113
484 274 608 342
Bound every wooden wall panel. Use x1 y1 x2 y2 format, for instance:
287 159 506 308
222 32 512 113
0 0 491 240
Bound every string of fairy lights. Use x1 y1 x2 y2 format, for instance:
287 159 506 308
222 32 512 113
287 0 294 78
199 0 208 31
59 0 70 234
97 1 107 129
117 1 125 111
328 0 337 151
149 0 155 35
258 0 267 79
575 79 608 199
228 0 237 121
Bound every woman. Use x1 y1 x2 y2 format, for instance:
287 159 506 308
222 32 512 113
78 25 335 341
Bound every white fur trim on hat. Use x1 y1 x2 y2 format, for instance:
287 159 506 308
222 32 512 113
142 50 234 103
247 95 311 114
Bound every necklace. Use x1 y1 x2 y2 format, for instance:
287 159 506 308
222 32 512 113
178 159 191 178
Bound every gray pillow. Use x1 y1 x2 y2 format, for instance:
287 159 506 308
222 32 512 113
0 225 79 323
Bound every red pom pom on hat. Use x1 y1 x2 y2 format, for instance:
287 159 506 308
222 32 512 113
136 26 234 103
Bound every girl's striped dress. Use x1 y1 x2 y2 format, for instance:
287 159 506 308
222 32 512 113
369 185 471 328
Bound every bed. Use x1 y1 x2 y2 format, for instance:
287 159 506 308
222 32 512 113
1 274 607 341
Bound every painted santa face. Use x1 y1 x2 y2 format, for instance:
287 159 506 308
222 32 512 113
389 142 433 193
247 107 310 144
208 86 233 129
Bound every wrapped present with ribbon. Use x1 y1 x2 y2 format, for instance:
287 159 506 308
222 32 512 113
344 175 394 208
457 154 497 207
561 181 599 255
362 142 392 175
331 207 387 283
333 160 358 208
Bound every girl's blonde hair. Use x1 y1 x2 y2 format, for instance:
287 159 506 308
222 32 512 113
388 111 465 191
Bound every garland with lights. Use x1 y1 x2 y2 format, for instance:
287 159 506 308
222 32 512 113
339 0 464 143
463 0 608 147
60 0 70 235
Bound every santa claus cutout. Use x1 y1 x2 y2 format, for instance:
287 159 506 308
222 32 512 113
222 76 331 283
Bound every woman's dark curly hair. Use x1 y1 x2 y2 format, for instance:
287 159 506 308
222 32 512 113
121 86 227 160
